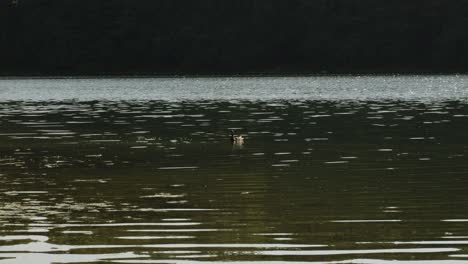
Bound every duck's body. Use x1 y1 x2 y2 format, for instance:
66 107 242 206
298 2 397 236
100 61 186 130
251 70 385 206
230 130 244 143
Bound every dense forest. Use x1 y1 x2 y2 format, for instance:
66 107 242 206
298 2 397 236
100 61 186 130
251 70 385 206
1 0 468 76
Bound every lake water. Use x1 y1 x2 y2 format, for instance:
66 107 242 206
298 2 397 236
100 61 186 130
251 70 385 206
1 76 468 263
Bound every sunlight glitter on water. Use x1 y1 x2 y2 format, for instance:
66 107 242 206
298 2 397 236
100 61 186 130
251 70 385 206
1 76 468 263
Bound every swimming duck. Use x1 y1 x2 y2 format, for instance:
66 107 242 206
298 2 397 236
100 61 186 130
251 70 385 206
230 130 244 143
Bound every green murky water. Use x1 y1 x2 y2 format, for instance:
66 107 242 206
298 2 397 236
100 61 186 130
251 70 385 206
1 77 468 263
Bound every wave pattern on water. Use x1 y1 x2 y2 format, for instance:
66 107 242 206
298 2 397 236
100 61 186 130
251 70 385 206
0 75 468 101
1 77 468 263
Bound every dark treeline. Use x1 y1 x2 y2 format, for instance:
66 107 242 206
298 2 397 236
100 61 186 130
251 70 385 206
1 0 468 76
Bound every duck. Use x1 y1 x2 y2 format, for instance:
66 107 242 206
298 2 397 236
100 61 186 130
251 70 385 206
230 130 244 143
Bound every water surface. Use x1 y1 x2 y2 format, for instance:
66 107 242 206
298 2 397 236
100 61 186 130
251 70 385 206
1 76 468 263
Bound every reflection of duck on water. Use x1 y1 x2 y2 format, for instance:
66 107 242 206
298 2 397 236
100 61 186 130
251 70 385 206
230 130 244 144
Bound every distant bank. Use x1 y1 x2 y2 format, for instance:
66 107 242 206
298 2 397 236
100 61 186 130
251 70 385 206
0 73 466 82
1 0 467 76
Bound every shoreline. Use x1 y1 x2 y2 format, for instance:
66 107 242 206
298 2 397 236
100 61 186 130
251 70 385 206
0 72 466 80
